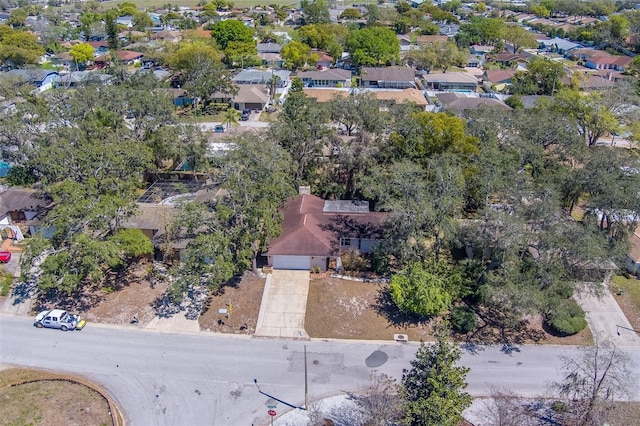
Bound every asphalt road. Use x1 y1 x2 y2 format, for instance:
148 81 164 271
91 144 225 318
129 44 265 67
2 315 640 426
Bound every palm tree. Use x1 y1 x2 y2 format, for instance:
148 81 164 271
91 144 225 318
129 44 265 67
222 108 240 129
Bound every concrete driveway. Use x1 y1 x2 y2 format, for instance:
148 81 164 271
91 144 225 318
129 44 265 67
575 284 640 347
255 270 310 339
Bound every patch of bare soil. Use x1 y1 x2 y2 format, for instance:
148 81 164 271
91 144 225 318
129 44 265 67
0 368 120 426
306 277 434 341
199 272 265 334
306 277 594 345
36 260 169 327
613 290 640 332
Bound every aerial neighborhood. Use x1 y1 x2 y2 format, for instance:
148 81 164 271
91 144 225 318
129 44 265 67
2 0 640 424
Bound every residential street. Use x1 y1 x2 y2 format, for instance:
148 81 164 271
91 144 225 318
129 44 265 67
2 314 640 425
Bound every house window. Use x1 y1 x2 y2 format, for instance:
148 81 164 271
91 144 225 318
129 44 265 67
340 238 351 246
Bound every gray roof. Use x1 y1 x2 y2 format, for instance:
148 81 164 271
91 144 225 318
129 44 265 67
537 37 582 51
121 204 177 231
2 69 59 84
361 67 414 82
436 92 511 111
0 188 49 216
298 68 351 81
257 43 282 53
59 71 112 84
233 69 290 84
423 72 479 84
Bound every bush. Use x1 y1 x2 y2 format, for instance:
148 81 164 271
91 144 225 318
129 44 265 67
546 298 588 335
341 249 369 272
0 271 13 296
6 166 37 186
450 306 477 334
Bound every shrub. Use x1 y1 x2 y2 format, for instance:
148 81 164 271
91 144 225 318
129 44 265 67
6 166 37 186
341 249 369 272
450 306 477 334
0 271 12 296
389 261 454 317
546 298 588 335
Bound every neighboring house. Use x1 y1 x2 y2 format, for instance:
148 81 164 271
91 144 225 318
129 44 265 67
584 53 632 71
488 53 529 67
58 71 113 87
484 69 518 92
436 92 511 112
537 37 582 55
466 55 485 68
298 68 351 88
363 88 430 110
470 45 495 55
257 43 284 67
361 67 415 89
1 69 60 93
231 84 270 110
303 88 350 103
121 204 180 260
87 41 110 55
266 191 385 271
50 52 75 69
152 29 182 43
439 23 460 37
0 188 50 240
423 72 479 92
416 35 449 46
313 51 333 69
233 69 290 88
116 15 134 28
94 50 144 68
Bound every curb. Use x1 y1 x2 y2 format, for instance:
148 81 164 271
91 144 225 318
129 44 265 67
254 273 272 335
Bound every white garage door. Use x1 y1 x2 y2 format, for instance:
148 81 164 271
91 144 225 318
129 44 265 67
272 255 310 270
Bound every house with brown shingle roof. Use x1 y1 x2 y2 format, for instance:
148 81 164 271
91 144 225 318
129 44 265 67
266 192 385 271
94 50 144 68
303 88 350 103
436 92 511 112
366 88 429 110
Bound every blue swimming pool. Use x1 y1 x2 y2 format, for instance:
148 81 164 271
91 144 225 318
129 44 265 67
0 162 10 178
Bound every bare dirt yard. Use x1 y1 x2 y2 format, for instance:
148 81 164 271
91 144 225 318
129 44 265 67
199 273 265 334
305 277 593 345
35 260 169 327
0 367 120 426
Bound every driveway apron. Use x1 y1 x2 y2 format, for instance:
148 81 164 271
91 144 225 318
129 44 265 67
255 270 310 338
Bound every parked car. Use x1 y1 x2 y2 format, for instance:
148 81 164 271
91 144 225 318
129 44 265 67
240 109 251 121
0 252 11 263
214 125 225 133
34 309 86 331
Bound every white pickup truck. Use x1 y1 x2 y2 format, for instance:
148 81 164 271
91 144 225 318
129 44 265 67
33 309 86 331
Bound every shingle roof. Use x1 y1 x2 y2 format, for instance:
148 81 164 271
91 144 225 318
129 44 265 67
368 88 428 106
0 188 49 216
297 68 351 81
303 88 350 102
232 84 269 103
485 69 517 83
436 93 511 110
361 66 414 82
267 194 385 256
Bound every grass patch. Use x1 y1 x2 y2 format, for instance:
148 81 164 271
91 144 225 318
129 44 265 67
177 112 226 123
611 274 640 330
0 270 13 297
0 368 114 426
611 275 640 305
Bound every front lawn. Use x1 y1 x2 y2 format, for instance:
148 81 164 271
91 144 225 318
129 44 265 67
611 275 640 330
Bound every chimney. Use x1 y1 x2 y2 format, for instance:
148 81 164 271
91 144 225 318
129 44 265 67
298 186 311 195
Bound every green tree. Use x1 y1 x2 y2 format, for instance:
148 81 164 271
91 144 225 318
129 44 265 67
0 25 45 67
281 40 312 70
346 26 400 66
502 25 538 53
270 78 329 181
530 5 551 17
223 107 240 129
301 0 330 24
214 133 296 273
608 15 630 42
406 40 467 73
553 89 618 146
401 324 473 426
330 92 381 136
455 16 506 46
8 8 27 27
210 19 254 50
510 56 565 95
299 23 348 51
104 10 119 50
340 8 362 20
132 11 153 31
69 42 95 67
389 261 459 317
